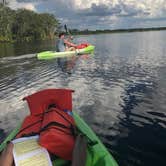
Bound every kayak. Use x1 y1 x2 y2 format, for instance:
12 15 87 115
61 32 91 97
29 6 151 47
37 45 95 60
0 112 118 166
0 89 118 166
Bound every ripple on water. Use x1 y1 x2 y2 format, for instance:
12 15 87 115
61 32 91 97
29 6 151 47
0 32 166 166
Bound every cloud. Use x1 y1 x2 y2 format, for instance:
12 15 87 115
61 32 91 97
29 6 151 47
75 0 166 17
73 0 166 29
6 0 166 29
22 3 36 11
78 3 121 16
77 1 152 18
8 0 36 11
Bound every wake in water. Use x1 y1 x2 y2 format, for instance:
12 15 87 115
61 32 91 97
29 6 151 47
0 53 36 63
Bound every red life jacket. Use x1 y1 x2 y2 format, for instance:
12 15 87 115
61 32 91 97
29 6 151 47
16 115 42 138
39 107 75 160
16 89 76 160
76 43 89 49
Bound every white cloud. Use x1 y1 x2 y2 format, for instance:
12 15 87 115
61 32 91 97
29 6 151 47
23 3 36 11
8 0 36 11
73 0 166 18
6 0 166 29
73 0 116 9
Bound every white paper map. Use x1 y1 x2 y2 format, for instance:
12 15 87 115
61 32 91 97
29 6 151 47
12 135 52 166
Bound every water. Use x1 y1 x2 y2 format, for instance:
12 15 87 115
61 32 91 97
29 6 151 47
0 31 166 166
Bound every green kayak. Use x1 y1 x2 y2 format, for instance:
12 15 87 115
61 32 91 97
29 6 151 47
0 112 118 166
0 89 118 166
37 45 95 60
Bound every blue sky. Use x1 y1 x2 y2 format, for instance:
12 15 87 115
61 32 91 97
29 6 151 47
6 0 166 30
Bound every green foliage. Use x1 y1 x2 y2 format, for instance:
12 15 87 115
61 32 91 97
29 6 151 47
0 4 15 41
0 4 60 42
70 27 166 35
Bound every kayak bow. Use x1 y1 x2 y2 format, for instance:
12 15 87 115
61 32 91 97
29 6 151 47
0 89 118 166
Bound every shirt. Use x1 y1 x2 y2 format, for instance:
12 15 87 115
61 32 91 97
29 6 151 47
56 38 66 52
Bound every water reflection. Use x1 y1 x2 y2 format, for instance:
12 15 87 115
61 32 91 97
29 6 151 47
0 31 166 166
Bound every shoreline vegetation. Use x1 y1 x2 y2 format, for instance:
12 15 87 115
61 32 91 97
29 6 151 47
0 3 166 43
70 27 166 35
0 3 60 42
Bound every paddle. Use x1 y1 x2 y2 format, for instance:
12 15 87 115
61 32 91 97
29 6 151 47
64 24 71 36
71 134 87 166
64 24 79 53
64 24 74 41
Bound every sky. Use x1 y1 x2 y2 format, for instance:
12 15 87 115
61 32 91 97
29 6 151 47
4 0 166 30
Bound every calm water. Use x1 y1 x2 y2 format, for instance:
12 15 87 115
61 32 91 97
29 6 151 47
0 31 166 166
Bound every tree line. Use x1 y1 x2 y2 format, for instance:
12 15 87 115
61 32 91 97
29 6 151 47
0 3 60 42
70 27 166 35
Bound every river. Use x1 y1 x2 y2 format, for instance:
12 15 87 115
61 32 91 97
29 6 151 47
0 31 166 166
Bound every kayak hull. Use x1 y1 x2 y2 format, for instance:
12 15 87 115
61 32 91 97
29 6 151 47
0 112 118 166
37 45 95 60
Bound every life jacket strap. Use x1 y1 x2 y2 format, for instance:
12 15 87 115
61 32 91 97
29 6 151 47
16 119 42 137
40 121 75 136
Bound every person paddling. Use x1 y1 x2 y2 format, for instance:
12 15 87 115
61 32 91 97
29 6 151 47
56 33 77 52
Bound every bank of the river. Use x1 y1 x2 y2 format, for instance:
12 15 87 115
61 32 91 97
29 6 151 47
70 27 166 35
0 4 59 42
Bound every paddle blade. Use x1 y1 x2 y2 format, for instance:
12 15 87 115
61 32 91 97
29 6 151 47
64 24 67 33
72 134 87 166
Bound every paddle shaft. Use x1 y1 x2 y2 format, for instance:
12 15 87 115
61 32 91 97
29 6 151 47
64 24 71 36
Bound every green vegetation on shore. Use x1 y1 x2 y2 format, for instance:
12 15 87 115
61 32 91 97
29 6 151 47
0 4 59 42
70 27 166 35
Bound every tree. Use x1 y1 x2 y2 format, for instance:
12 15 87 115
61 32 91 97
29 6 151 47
0 4 60 42
0 4 15 41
